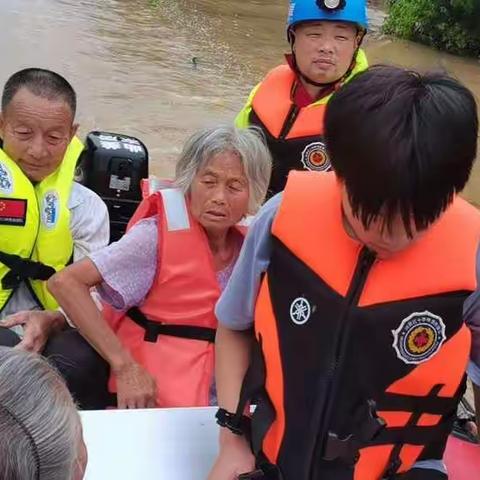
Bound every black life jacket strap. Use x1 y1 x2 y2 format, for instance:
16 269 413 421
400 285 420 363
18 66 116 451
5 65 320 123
0 251 56 290
126 306 216 343
378 383 459 478
233 336 281 479
371 421 453 447
378 390 459 417
234 334 277 457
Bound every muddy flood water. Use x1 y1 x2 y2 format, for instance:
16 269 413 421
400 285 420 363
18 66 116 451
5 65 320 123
2 0 480 202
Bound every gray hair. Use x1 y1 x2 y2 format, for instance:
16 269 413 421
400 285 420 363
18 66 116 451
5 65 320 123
174 125 272 214
0 347 82 480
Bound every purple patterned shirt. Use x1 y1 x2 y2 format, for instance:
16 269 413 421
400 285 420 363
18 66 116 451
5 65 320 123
89 215 239 310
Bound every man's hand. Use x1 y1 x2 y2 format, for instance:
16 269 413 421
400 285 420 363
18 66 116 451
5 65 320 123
1 310 66 353
208 430 256 480
114 361 158 409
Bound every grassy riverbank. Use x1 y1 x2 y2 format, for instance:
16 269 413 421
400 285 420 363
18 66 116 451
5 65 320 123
383 0 480 57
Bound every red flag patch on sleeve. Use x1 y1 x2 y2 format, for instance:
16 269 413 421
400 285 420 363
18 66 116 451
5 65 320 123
0 198 27 226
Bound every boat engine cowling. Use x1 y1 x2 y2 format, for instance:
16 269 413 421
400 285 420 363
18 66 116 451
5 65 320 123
76 131 149 243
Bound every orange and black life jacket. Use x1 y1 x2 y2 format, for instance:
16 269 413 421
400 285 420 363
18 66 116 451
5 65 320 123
249 65 330 196
241 172 480 480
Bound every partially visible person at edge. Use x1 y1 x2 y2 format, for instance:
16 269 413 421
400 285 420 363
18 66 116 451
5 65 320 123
48 126 272 409
236 0 368 197
0 347 87 479
0 68 110 409
208 66 480 480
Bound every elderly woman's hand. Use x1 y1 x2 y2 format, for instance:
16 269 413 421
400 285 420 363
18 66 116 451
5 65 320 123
114 361 157 409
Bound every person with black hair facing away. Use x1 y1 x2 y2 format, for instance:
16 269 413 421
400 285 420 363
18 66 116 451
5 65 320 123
209 65 480 480
236 0 368 197
0 68 110 409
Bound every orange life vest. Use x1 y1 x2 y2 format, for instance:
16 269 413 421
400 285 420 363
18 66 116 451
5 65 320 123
246 172 480 480
103 187 244 407
250 65 330 196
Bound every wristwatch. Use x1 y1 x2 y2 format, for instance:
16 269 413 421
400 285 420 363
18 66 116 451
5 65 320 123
215 408 250 436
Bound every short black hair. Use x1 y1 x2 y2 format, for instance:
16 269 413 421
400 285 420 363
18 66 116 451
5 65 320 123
1 68 76 116
325 65 478 234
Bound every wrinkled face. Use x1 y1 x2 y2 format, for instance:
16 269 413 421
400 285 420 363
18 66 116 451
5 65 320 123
293 21 358 85
0 87 77 182
189 151 250 234
341 188 426 259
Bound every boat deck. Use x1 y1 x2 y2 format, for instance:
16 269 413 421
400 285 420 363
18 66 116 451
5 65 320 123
81 407 480 480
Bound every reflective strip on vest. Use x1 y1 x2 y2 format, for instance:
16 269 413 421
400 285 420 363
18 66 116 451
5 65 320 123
160 188 190 232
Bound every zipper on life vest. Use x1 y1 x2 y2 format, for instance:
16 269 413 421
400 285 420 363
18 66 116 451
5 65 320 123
279 104 300 140
309 246 376 479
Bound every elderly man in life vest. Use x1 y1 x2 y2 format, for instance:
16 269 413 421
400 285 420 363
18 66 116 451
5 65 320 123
209 66 480 480
48 126 272 409
236 0 368 197
0 68 110 409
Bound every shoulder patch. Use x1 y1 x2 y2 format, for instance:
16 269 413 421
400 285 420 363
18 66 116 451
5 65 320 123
392 311 447 365
0 198 27 226
0 162 14 194
301 142 331 172
41 190 60 229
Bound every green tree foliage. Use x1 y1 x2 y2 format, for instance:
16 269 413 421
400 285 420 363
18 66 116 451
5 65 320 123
383 0 480 56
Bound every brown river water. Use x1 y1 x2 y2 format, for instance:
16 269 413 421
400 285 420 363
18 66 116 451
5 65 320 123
2 0 480 203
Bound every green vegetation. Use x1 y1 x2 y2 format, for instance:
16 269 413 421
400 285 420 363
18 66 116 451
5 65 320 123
383 0 480 57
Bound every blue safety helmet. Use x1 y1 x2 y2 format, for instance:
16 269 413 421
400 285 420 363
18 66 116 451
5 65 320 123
287 0 368 39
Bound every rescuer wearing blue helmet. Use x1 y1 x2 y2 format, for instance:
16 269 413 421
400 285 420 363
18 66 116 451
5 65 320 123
236 0 369 197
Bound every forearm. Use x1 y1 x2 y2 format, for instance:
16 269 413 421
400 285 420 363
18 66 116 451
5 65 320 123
216 323 253 412
215 324 254 449
48 272 133 372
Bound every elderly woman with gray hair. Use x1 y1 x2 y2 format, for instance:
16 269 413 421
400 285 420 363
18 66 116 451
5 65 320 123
0 347 87 479
48 125 272 410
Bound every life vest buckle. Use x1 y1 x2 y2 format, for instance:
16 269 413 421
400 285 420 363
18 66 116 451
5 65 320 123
323 399 386 465
322 431 361 465
238 462 283 480
238 470 265 479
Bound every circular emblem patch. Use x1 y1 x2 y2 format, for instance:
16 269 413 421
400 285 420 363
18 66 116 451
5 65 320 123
392 311 446 365
301 142 331 172
290 297 311 325
0 162 13 194
41 190 60 229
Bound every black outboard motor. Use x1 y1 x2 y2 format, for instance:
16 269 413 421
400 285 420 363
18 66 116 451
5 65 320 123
77 131 149 243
